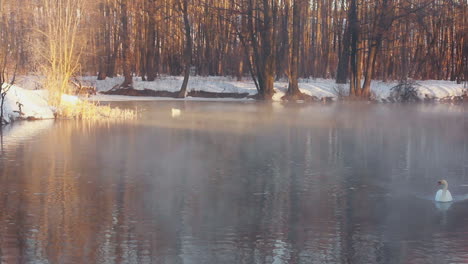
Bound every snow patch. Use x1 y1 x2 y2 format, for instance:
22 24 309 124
61 94 80 106
82 76 467 102
1 84 54 123
1 82 82 124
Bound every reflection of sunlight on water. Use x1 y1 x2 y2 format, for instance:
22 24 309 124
272 239 291 264
1 120 54 151
427 232 468 263
1 102 468 263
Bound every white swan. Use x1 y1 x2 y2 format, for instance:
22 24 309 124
435 180 453 202
171 108 181 117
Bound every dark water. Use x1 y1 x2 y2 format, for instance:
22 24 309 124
1 102 468 264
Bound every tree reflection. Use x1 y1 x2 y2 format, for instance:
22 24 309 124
1 104 468 263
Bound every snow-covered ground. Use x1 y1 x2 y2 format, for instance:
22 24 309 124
1 76 466 124
81 76 467 102
1 84 54 124
1 76 81 124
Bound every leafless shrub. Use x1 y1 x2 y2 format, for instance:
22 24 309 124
71 78 96 96
389 80 421 103
331 84 349 99
369 91 378 102
36 0 84 106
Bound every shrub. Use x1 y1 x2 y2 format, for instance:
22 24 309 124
389 80 421 102
332 84 348 99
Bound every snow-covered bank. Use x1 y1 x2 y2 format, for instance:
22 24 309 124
0 79 89 124
81 76 467 102
1 76 465 125
1 85 54 124
1 80 136 124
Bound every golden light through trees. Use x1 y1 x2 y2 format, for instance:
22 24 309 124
0 0 465 99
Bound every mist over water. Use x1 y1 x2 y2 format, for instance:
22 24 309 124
1 102 468 264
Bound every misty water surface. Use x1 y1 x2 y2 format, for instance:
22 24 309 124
0 102 468 264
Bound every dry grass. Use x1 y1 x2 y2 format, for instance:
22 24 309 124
57 100 136 121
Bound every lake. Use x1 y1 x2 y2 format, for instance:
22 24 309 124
1 101 468 264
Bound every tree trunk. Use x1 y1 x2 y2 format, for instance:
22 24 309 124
348 0 360 96
97 58 107 80
107 13 119 78
257 0 277 100
0 94 6 125
286 0 303 98
237 46 244 81
336 19 350 84
361 37 381 98
361 0 390 98
177 0 192 98
120 0 133 88
97 3 108 80
146 0 157 81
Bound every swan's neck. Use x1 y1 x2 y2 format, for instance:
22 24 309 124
442 184 448 191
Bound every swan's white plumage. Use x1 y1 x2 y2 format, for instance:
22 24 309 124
435 180 453 202
435 189 453 202
171 108 181 117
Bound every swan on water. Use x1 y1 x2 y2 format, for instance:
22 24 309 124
171 108 181 117
435 180 453 202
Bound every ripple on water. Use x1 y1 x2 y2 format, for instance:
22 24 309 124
1 103 468 263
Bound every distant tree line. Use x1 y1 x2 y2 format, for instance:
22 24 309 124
0 0 466 100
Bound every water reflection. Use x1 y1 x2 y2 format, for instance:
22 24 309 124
0 120 54 154
0 102 468 263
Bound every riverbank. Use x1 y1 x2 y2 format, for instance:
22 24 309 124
1 78 134 124
0 85 55 124
82 76 467 102
1 76 466 124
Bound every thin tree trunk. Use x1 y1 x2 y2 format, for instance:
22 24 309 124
97 3 108 80
146 0 157 81
361 36 381 98
120 0 133 88
177 0 192 98
258 0 276 100
348 0 359 96
336 17 350 84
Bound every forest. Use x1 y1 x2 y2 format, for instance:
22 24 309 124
0 0 466 100
2 2 468 262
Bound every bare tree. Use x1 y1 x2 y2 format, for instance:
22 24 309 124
242 0 279 100
0 0 466 100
